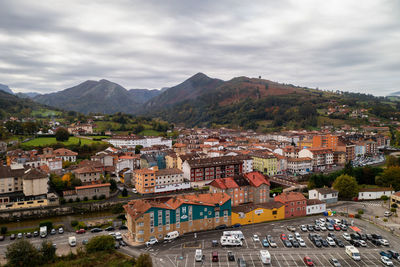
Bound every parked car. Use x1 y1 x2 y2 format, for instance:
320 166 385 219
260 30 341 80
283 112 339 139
82 239 88 245
298 238 306 247
314 239 322 247
119 240 127 246
33 231 39 237
227 251 235 261
342 233 351 241
366 234 373 240
10 234 16 240
0 235 4 241
17 233 22 239
146 237 158 246
283 240 292 247
372 239 381 246
359 240 367 247
314 225 321 231
119 225 128 230
114 242 120 249
329 258 341 267
307 225 314 231
381 256 394 266
215 224 227 230
340 225 348 231
280 233 287 241
380 251 393 259
300 225 308 232
91 228 103 233
326 237 336 246
336 239 345 247
288 234 294 242
388 250 400 260
267 235 277 248
320 225 327 231
105 226 114 231
212 240 218 247
350 239 361 247
262 239 269 247
76 229 86 234
321 239 329 247
26 232 32 238
291 240 300 247
287 226 296 232
237 257 246 267
58 227 64 234
303 256 314 266
232 223 241 228
50 229 56 235
333 224 341 231
380 239 390 246
252 234 260 242
327 224 334 231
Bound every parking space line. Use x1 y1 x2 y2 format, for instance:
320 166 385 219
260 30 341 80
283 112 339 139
167 256 177 267
312 253 324 266
249 253 256 267
288 253 299 267
273 254 282 267
243 238 248 249
362 254 378 267
226 253 231 267
281 253 290 266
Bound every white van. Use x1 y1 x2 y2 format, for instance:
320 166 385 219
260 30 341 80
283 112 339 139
220 236 242 247
164 231 179 241
68 236 76 247
223 230 244 240
259 250 271 265
345 246 360 261
195 249 203 262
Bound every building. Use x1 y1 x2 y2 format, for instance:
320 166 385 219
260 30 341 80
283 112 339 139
107 135 172 149
63 183 110 201
165 153 178 169
390 192 400 209
238 155 253 173
298 148 333 171
358 188 395 200
309 188 338 203
134 168 156 194
73 166 102 184
312 134 338 150
53 148 78 162
209 172 270 206
274 192 307 218
251 152 278 176
154 168 190 193
231 202 285 225
67 123 93 135
182 156 243 187
124 192 231 243
287 157 312 175
306 199 326 215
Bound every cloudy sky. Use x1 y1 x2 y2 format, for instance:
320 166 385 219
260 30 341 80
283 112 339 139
0 0 399 95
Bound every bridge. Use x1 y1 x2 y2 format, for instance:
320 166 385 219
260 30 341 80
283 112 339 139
269 176 307 192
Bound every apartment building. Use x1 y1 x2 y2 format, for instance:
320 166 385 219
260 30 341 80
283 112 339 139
287 157 312 175
251 152 278 176
134 168 156 194
107 135 172 148
274 192 307 218
154 168 189 193
73 166 102 184
298 148 333 171
124 192 231 243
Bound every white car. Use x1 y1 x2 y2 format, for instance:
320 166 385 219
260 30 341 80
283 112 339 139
145 237 158 246
342 233 351 241
300 225 307 232
380 239 390 246
132 188 137 193
298 238 306 247
295 232 301 240
381 256 393 266
252 234 260 242
288 234 294 241
326 237 336 246
359 240 367 247
320 225 327 231
319 218 326 223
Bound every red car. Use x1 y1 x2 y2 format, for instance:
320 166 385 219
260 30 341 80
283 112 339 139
333 224 341 231
76 229 86 234
303 256 314 266
280 233 287 240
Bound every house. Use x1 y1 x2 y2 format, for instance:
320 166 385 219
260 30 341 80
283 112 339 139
67 123 93 135
298 148 333 171
182 156 243 188
63 183 110 201
73 166 102 184
53 148 78 162
309 188 338 203
306 199 326 215
287 157 312 175
124 192 231 243
358 188 395 200
274 192 307 218
154 168 189 193
231 202 285 226
237 155 253 173
251 152 278 176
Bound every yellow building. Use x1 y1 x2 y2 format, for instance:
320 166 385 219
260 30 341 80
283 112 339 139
298 139 313 149
165 153 178 169
231 202 285 225
252 153 278 176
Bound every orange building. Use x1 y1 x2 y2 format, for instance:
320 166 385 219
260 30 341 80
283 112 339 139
312 134 338 150
134 168 156 194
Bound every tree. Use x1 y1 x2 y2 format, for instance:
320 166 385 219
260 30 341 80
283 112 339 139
386 155 400 167
39 221 53 231
85 235 115 253
376 166 400 191
332 174 359 200
40 241 56 263
6 240 41 267
392 203 398 209
55 127 69 142
1 226 7 234
122 188 128 197
135 145 143 154
135 253 153 267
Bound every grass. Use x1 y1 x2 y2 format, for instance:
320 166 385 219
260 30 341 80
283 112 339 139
6 227 38 235
31 108 62 117
21 137 107 147
138 129 162 136
43 250 135 267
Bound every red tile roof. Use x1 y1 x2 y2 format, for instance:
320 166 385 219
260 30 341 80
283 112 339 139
209 177 239 189
274 192 306 203
244 172 270 187
75 183 110 190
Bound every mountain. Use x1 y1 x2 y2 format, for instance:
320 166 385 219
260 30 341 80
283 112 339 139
34 79 160 114
0 83 13 94
145 73 224 109
15 92 41 98
128 89 162 103
0 90 60 119
389 91 400 97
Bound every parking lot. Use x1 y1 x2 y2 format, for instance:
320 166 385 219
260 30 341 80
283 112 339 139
148 216 400 267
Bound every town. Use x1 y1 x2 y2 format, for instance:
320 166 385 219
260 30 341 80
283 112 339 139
1 116 400 266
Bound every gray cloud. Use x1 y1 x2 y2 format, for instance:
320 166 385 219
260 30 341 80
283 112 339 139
0 0 399 96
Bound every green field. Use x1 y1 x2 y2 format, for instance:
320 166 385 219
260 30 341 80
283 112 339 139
138 129 162 136
31 108 62 117
22 137 108 147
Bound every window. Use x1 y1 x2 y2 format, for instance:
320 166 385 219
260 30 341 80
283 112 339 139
138 222 144 227
176 222 180 228
272 210 277 215
150 227 154 233
138 230 144 234
158 225 162 232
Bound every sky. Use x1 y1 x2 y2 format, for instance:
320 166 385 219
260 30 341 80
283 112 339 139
0 0 399 96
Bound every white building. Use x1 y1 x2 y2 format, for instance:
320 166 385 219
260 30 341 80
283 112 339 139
238 155 253 173
116 155 135 174
358 188 395 200
22 168 49 196
107 136 172 148
154 168 190 193
298 148 333 171
53 148 78 162
309 188 338 204
306 199 326 215
287 157 312 175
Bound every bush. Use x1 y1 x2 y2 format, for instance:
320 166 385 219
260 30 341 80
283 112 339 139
93 195 98 200
391 208 396 213
40 241 56 263
375 216 379 218
77 222 87 230
1 226 7 235
135 253 153 267
60 198 66 205
392 203 398 209
357 209 364 215
383 218 388 222
85 235 115 253
117 214 126 220
68 198 73 203
122 188 128 197
355 214 361 219
99 194 106 200
75 197 80 202
6 240 42 266
83 196 88 201
71 220 78 227
112 203 124 214
381 195 389 201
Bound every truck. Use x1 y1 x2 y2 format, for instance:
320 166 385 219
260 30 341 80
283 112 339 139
40 226 47 238
220 236 242 247
222 230 244 240
345 245 361 261
164 231 179 242
68 236 76 247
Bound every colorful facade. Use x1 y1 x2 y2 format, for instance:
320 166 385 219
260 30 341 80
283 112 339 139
274 192 307 218
231 202 285 225
124 193 231 243
252 153 278 176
